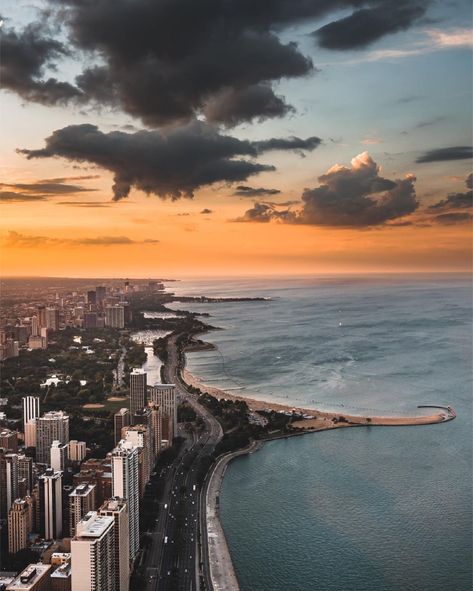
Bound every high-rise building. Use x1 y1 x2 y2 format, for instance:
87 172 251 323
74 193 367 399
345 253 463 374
68 440 87 463
23 396 40 426
71 512 115 591
36 411 69 464
0 450 18 519
69 484 96 537
38 306 47 329
6 564 52 591
50 561 72 591
18 454 33 496
149 384 177 441
38 468 63 539
50 441 68 472
83 312 97 330
148 401 162 457
8 497 33 555
45 307 60 331
98 498 130 591
86 290 96 305
0 429 18 453
24 420 37 448
111 441 139 560
31 316 40 337
129 369 147 416
122 425 151 497
105 306 125 329
95 286 106 305
113 409 130 446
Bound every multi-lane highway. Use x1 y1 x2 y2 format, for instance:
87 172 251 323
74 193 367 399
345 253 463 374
141 333 223 591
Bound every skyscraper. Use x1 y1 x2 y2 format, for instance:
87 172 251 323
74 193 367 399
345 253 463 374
45 307 60 331
105 305 125 328
23 396 40 427
18 454 33 496
50 440 68 472
95 286 106 305
111 441 139 560
69 484 97 537
0 429 18 453
38 468 63 539
71 512 115 591
113 408 130 446
0 450 18 519
122 425 151 497
36 411 69 464
129 369 147 415
148 401 162 457
149 384 177 441
8 497 33 555
98 498 130 591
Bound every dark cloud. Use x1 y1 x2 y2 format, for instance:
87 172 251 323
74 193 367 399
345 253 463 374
314 2 428 50
3 1 430 125
4 231 159 247
416 146 473 163
0 23 81 104
253 136 321 154
200 208 213 214
234 186 282 197
236 202 295 223
202 84 294 126
432 212 472 225
0 191 47 203
429 174 472 211
414 116 445 129
19 122 320 201
238 152 419 227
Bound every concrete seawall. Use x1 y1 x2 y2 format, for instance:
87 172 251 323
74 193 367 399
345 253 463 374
204 441 262 591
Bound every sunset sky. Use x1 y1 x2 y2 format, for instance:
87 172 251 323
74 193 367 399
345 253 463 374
1 0 472 277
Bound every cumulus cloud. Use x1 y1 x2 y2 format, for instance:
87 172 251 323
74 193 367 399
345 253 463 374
4 231 159 247
200 208 213 214
0 23 82 104
238 152 419 227
2 1 433 125
416 146 473 163
19 122 319 201
234 186 282 197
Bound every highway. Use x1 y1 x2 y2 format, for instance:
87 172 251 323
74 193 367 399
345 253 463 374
141 333 223 591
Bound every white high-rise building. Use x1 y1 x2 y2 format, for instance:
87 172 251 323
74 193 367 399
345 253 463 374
71 512 115 591
99 498 130 591
36 411 69 464
129 369 147 415
149 384 177 439
38 468 63 539
111 441 139 561
50 440 68 472
23 396 40 427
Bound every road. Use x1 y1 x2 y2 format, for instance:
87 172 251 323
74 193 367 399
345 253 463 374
141 333 223 591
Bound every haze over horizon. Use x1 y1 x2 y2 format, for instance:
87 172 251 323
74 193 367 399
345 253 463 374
1 0 472 276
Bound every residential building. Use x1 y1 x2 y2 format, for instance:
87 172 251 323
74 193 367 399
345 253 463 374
98 498 130 591
69 484 96 537
36 411 69 465
8 497 33 555
38 469 63 539
129 369 147 416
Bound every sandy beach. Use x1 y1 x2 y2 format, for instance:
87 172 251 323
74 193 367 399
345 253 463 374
183 368 454 430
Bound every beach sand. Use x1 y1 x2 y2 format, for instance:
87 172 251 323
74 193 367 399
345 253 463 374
183 369 452 430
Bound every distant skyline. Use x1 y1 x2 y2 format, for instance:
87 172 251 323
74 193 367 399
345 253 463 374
1 0 472 276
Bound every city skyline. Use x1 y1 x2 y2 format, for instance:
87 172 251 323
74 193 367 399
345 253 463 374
1 0 472 277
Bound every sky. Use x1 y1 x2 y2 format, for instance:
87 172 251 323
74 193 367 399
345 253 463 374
0 0 472 277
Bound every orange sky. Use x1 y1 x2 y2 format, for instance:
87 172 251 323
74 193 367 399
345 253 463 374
1 178 471 277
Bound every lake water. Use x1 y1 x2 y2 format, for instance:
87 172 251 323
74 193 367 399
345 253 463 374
168 274 472 591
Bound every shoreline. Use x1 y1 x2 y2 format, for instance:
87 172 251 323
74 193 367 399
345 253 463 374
183 367 455 430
